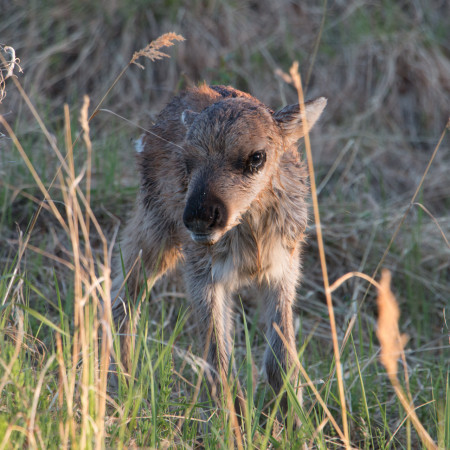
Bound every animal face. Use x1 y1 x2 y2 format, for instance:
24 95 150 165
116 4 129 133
181 96 326 245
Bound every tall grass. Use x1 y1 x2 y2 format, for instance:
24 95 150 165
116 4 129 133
1 1 449 447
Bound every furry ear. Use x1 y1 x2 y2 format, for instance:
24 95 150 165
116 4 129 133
181 109 199 128
274 97 327 144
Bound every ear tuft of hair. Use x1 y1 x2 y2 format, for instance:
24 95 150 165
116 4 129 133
134 134 145 153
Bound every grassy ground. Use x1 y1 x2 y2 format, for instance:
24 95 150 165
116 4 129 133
1 1 449 448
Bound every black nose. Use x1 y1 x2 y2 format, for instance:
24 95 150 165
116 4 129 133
183 190 228 234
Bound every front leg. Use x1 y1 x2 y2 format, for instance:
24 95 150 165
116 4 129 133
260 247 302 420
183 250 245 418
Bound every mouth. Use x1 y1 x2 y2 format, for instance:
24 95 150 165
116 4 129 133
189 232 217 245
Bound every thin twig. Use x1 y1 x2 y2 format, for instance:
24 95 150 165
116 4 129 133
412 202 449 248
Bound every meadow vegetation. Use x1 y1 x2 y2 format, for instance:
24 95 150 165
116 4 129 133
1 1 449 448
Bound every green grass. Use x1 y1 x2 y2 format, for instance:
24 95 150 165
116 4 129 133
0 251 448 447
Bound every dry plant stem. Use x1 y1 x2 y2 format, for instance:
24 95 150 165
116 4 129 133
377 271 437 449
78 103 92 442
63 155 88 447
328 271 381 294
25 244 75 270
81 97 105 446
80 98 92 239
289 62 350 449
389 381 438 449
28 355 56 444
50 99 113 446
56 333 75 447
96 290 112 447
0 426 27 450
87 64 129 123
412 202 450 248
0 184 52 212
305 0 327 89
0 228 24 307
56 169 80 446
273 324 346 443
308 417 330 449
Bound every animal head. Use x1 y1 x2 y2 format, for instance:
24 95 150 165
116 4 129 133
181 96 326 245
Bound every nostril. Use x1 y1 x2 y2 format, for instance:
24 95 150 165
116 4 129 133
209 205 220 228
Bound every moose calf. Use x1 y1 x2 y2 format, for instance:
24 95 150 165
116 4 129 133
111 84 326 420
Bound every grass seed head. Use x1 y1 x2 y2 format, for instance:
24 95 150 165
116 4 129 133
131 32 185 68
376 269 409 377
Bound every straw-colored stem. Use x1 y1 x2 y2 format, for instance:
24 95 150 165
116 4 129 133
390 374 437 449
273 323 346 443
290 62 350 449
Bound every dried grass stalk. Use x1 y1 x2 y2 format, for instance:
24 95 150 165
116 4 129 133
376 270 437 450
289 61 351 449
131 32 185 68
273 323 346 444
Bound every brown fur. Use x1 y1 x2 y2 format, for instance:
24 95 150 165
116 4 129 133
111 84 326 422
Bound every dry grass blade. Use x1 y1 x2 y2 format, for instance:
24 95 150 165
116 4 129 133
55 332 75 447
328 271 381 294
28 355 56 444
131 32 185 68
289 61 350 449
273 323 346 444
376 270 438 450
412 202 450 249
1 230 24 307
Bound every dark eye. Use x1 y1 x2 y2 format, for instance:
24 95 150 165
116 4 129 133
247 150 266 174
